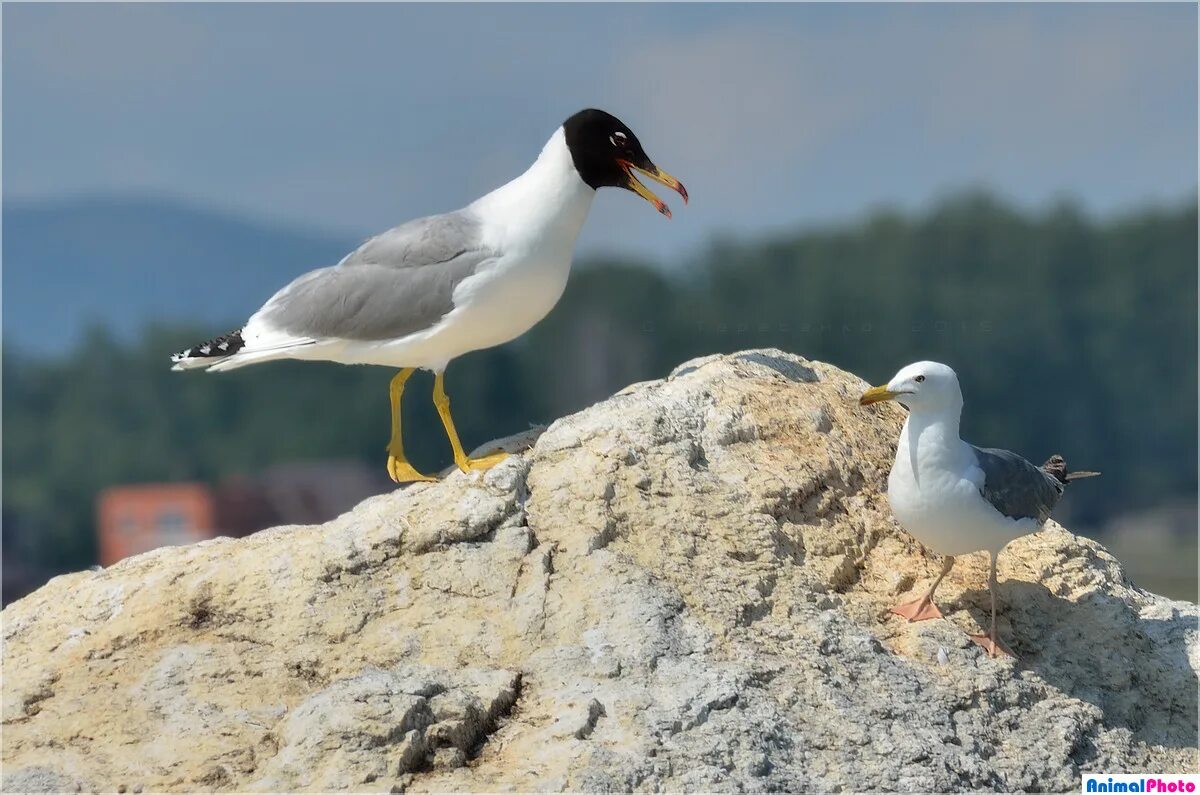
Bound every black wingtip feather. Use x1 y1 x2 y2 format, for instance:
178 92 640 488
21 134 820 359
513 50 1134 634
172 329 245 362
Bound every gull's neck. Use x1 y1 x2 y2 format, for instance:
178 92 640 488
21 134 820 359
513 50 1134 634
898 401 968 479
470 127 596 252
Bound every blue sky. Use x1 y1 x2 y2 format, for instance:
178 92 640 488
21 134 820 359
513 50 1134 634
5 3 1196 263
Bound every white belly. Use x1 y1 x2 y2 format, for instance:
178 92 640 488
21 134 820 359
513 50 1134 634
888 461 1036 556
329 249 571 371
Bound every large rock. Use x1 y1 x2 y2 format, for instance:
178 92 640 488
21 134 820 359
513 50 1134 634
3 350 1196 792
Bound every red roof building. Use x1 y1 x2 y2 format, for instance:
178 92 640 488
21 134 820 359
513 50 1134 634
94 461 391 567
96 483 215 566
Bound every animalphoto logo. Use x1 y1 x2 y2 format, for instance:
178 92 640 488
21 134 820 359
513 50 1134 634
1082 774 1199 793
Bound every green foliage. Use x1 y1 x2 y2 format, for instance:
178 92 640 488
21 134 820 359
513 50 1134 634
4 193 1195 574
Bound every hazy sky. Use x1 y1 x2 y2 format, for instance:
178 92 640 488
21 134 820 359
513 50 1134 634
5 3 1196 262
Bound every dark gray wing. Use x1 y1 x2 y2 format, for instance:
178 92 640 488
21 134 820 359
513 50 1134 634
259 211 494 341
971 445 1065 523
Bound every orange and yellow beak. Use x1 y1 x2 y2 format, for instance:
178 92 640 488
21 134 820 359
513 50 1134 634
618 160 688 218
859 385 900 406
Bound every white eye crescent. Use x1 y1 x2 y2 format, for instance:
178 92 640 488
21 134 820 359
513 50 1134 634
610 131 627 146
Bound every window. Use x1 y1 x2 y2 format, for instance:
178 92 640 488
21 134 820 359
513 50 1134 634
156 507 191 545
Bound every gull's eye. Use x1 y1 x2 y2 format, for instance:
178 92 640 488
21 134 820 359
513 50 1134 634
914 375 926 383
610 131 628 147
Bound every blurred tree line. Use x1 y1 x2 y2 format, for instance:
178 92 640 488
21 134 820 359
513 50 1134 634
4 192 1196 577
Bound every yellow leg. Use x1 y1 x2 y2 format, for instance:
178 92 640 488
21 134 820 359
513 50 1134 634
386 369 435 483
432 370 509 474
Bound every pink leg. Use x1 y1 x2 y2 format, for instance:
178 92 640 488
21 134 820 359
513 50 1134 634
891 555 954 622
969 551 1015 658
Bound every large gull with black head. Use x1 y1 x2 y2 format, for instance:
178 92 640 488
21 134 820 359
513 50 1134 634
860 361 1098 657
172 109 687 482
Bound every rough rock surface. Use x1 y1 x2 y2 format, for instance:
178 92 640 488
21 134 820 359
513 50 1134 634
3 350 1197 792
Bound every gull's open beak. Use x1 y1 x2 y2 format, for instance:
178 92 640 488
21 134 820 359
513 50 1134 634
859 385 899 406
618 159 688 218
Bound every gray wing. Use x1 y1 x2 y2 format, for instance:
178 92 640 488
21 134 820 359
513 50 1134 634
338 211 485 271
972 445 1064 523
260 211 493 341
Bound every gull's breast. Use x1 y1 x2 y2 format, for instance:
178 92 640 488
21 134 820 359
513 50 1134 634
447 245 574 350
888 457 1031 556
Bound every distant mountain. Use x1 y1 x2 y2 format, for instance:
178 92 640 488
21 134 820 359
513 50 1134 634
2 196 355 352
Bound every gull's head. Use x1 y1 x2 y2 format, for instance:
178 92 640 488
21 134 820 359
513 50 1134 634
563 109 688 218
860 361 962 413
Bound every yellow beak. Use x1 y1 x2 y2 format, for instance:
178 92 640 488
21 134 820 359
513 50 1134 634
859 385 899 406
618 160 688 218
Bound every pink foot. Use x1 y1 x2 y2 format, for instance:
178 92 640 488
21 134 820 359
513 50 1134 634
889 595 944 622
969 632 1015 659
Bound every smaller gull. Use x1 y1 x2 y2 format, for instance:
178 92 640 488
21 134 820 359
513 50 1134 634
860 361 1099 658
